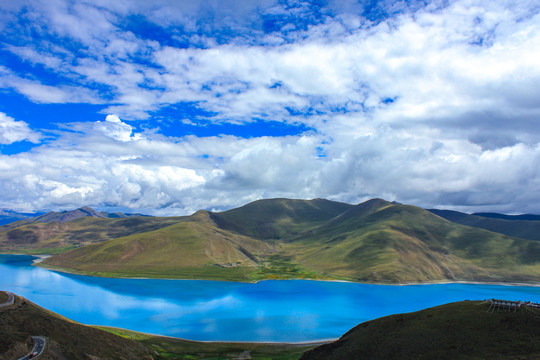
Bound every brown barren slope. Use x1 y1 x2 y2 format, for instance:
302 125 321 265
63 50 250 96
0 293 152 360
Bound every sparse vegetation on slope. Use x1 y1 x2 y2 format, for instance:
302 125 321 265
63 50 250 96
300 300 540 360
0 214 184 254
212 198 353 240
0 293 152 360
42 210 270 281
99 327 321 360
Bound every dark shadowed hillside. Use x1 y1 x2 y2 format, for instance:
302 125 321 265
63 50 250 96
211 198 353 239
300 300 540 360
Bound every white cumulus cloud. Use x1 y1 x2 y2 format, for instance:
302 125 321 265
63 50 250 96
0 112 40 145
1 0 540 214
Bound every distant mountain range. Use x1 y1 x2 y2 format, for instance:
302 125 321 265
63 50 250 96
0 206 150 226
1 198 540 283
428 209 540 241
0 209 45 226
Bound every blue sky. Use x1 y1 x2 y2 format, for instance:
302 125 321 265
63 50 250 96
1 0 540 215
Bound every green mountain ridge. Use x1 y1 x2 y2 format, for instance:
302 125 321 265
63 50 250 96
211 198 353 240
2 198 540 283
282 201 540 282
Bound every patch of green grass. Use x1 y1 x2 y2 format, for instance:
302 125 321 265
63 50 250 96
38 263 259 281
251 255 332 281
96 326 323 360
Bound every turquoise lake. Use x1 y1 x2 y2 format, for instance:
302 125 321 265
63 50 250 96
1 254 539 342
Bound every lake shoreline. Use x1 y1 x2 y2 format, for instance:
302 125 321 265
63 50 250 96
94 325 336 346
2 253 539 288
27 254 540 288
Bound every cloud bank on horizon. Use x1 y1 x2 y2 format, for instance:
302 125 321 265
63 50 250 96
0 0 539 215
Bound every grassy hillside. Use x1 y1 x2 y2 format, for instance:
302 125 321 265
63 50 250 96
212 198 353 240
0 292 152 360
300 300 540 360
429 209 540 241
100 327 321 360
42 210 271 281
285 202 540 282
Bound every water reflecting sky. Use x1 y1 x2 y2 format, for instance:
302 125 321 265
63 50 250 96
1 254 539 342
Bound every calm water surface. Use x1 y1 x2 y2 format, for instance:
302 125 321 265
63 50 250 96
1 254 539 342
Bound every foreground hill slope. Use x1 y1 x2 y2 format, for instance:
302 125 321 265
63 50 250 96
0 292 322 359
300 300 540 360
0 292 152 360
38 198 540 283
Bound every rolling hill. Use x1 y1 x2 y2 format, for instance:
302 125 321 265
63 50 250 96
43 210 270 281
31 198 540 283
300 300 540 360
279 199 540 282
211 198 353 240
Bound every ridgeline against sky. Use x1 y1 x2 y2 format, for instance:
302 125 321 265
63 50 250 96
0 0 539 215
